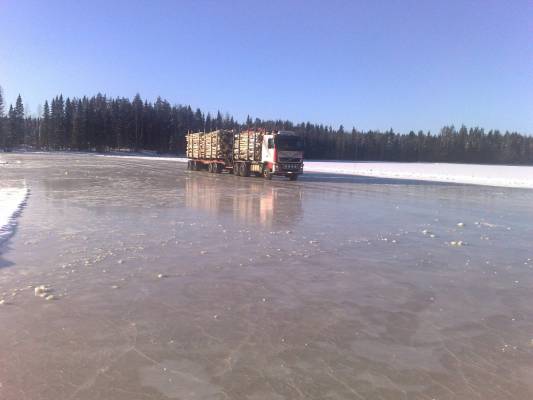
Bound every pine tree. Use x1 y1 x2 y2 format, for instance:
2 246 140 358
64 98 73 149
132 94 143 151
71 99 83 149
13 94 25 145
6 105 15 149
51 95 65 149
0 86 4 150
41 101 50 149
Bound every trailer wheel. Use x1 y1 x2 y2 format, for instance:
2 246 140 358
238 162 244 176
242 163 250 177
215 163 223 173
187 160 191 170
208 163 214 173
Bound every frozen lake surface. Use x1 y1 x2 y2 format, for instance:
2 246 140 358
1 153 532 399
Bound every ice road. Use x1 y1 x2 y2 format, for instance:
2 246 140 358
0 153 532 400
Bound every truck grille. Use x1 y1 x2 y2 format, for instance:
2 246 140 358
279 163 302 171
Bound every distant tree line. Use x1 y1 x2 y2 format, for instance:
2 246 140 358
0 88 532 164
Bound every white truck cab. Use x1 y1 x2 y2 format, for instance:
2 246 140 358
261 130 304 179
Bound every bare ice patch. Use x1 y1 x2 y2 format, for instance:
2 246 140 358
0 180 30 245
139 359 223 399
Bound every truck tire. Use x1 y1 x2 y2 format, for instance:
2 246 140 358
208 163 214 173
215 163 223 173
263 168 272 180
187 160 191 170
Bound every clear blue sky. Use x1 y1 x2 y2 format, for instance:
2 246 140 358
0 0 531 133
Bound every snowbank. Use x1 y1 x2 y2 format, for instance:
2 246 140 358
0 182 29 244
303 161 533 189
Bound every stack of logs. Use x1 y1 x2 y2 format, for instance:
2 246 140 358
233 130 263 161
186 130 232 159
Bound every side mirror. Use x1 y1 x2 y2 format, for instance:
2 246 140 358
268 139 274 149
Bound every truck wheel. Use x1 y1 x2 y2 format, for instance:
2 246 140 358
263 169 272 180
215 163 223 173
235 163 241 176
208 163 214 173
187 160 191 170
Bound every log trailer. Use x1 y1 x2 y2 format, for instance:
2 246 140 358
186 130 304 180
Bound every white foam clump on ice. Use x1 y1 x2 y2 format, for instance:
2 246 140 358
0 181 29 244
34 285 50 296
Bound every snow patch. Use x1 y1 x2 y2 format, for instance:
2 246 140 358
304 161 533 189
0 181 29 244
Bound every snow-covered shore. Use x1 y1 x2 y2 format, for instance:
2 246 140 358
0 182 29 244
304 161 533 189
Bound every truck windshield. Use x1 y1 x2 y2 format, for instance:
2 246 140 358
276 135 304 151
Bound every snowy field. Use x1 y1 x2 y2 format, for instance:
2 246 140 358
304 161 533 189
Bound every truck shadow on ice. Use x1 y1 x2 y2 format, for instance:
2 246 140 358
299 172 455 186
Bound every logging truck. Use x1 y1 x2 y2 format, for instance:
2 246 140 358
186 130 304 180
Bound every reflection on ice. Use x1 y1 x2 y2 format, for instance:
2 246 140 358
184 175 303 228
